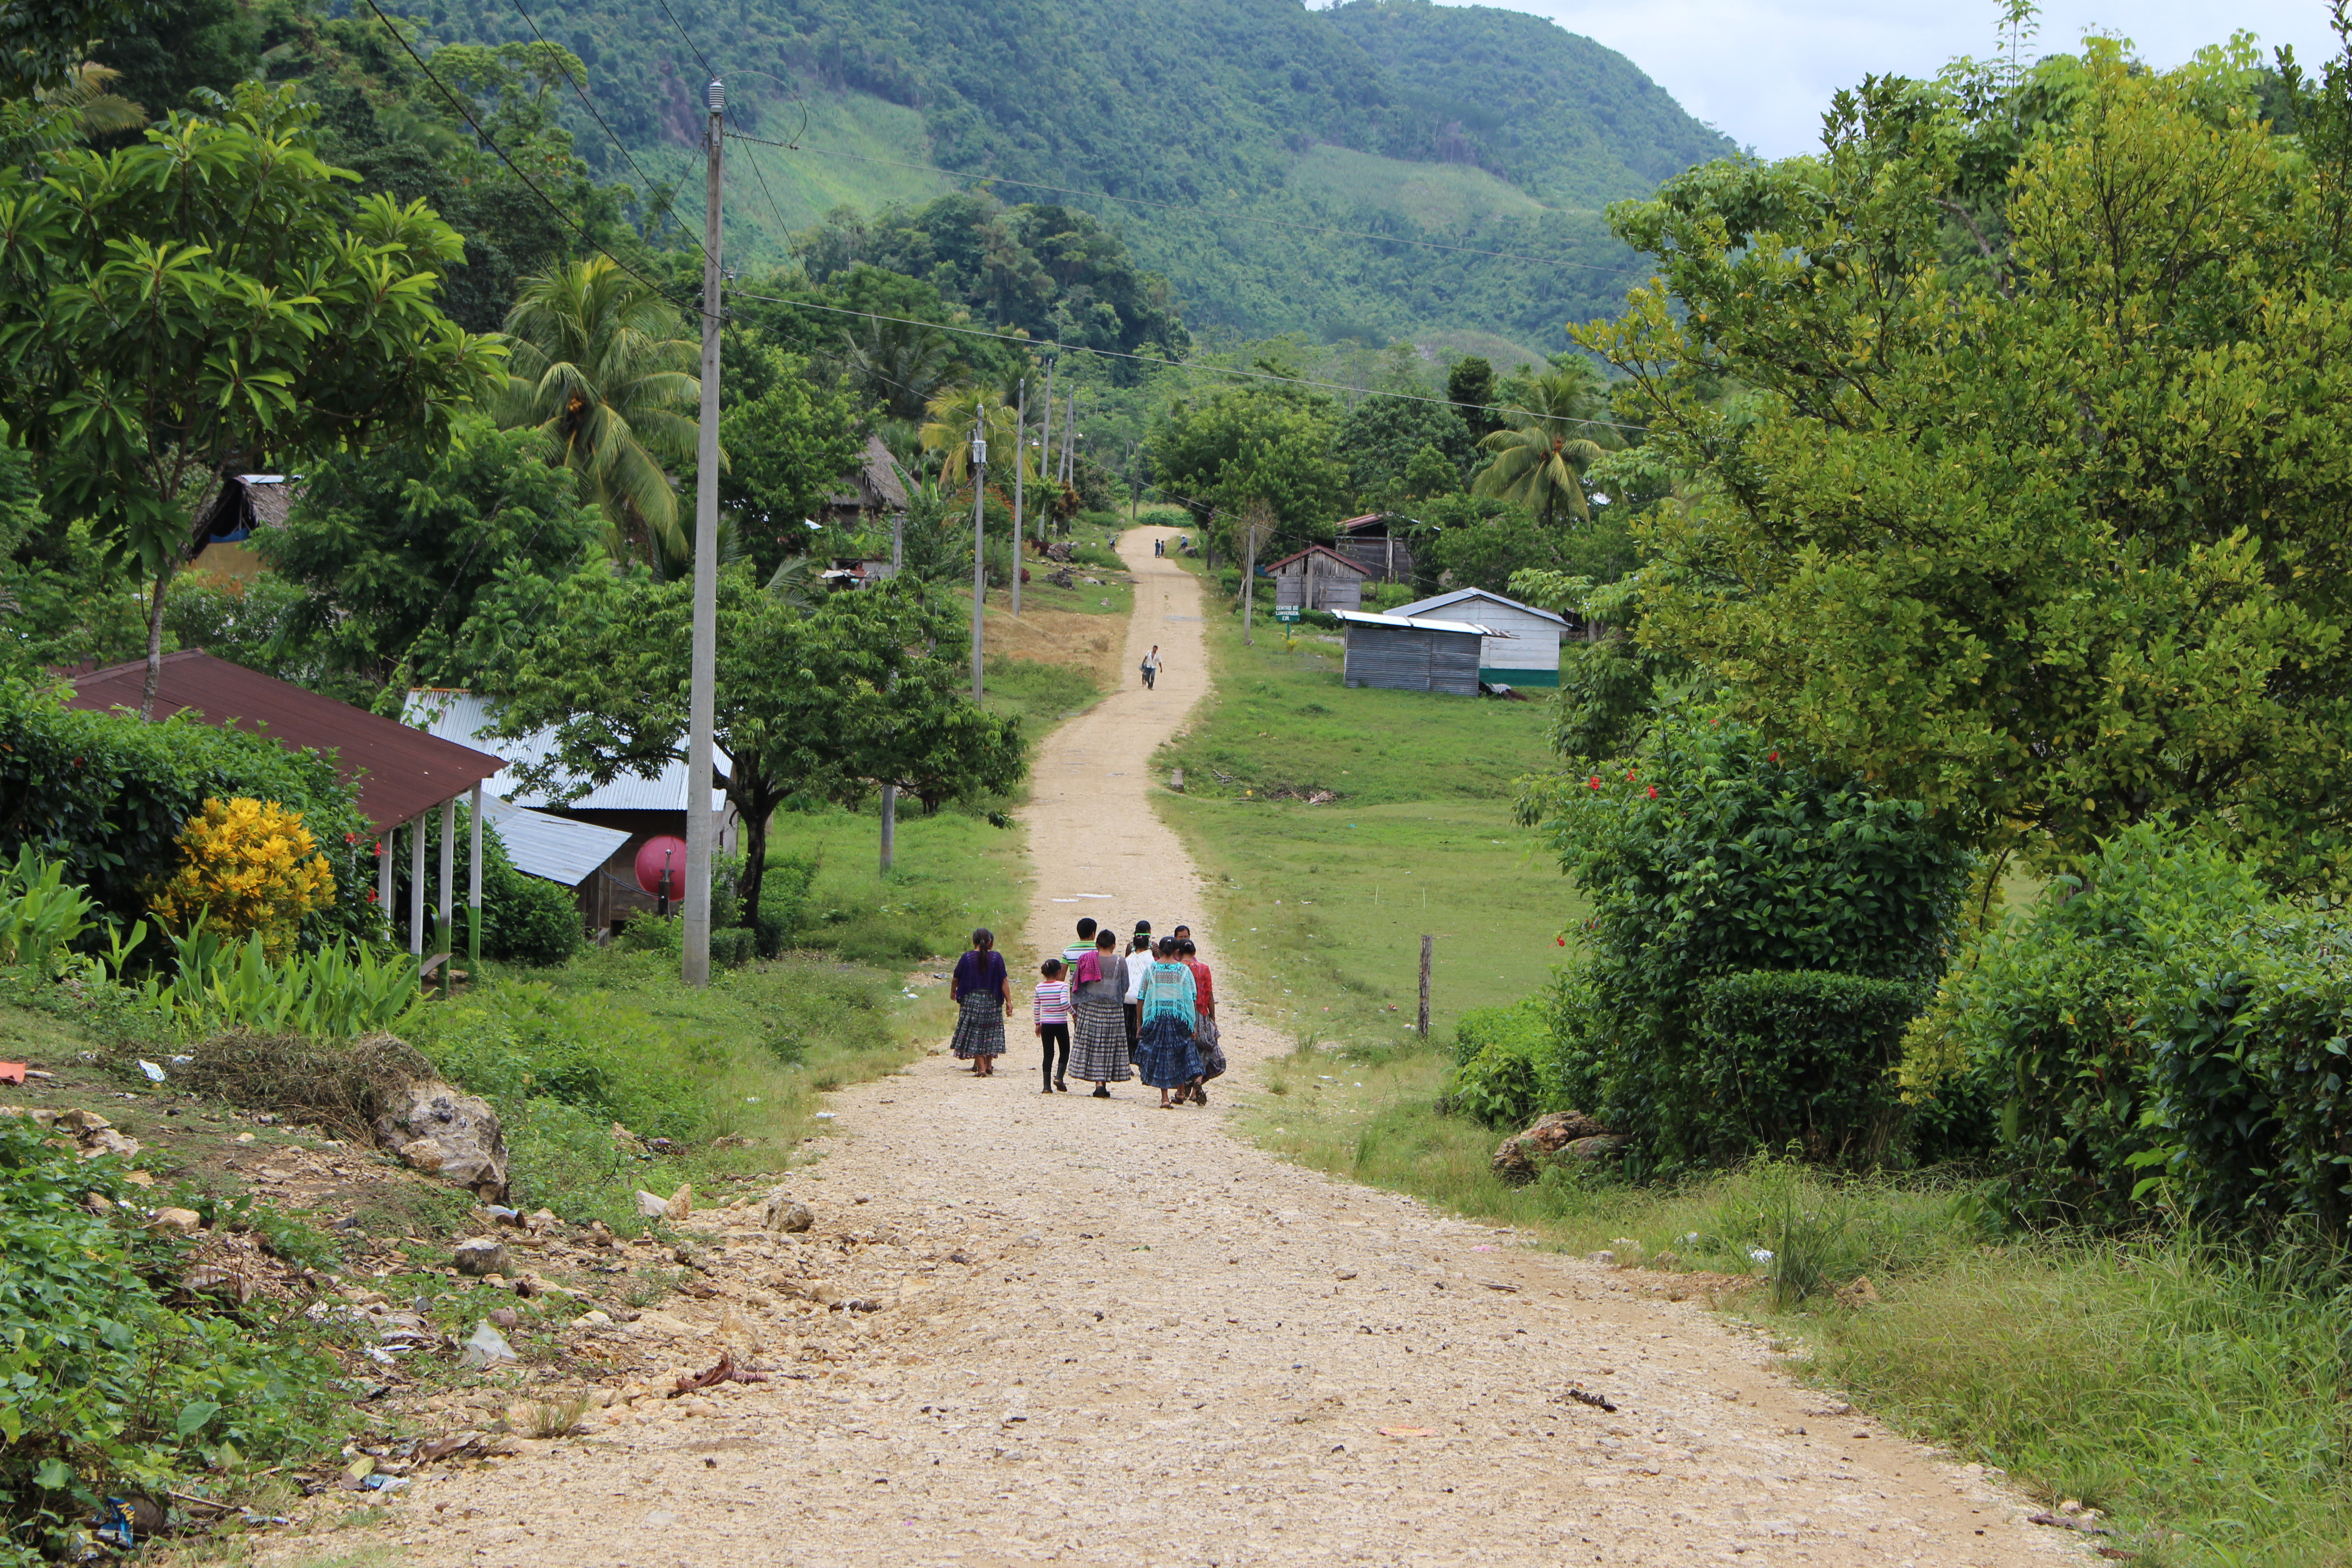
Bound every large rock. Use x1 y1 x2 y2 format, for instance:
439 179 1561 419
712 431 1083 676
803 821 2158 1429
762 1188 812 1233
1490 1110 1617 1185
373 1082 508 1199
452 1236 510 1277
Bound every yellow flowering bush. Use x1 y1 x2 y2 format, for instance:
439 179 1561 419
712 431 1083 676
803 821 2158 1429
149 797 337 956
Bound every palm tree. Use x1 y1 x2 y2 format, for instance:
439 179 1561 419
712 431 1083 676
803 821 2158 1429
1470 367 1611 524
500 258 701 564
918 387 1037 490
829 317 957 423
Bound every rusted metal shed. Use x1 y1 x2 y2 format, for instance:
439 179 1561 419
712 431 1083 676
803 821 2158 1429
69 651 504 965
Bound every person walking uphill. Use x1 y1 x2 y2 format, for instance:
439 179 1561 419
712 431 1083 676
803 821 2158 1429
1068 930 1132 1097
949 929 1009 1076
1135 937 1204 1108
1141 645 1161 691
1034 959 1071 1094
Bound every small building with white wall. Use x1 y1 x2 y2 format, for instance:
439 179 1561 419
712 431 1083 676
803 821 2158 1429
1389 587 1569 688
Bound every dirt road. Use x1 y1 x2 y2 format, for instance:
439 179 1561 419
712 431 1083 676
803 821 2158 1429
327 532 2073 1568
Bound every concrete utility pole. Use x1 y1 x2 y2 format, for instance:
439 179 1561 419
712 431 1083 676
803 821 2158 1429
1243 516 1258 645
683 75 724 988
879 784 896 875
1009 377 1025 619
970 409 988 702
1038 353 1057 510
1062 396 1078 487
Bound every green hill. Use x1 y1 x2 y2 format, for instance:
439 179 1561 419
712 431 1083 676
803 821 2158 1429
413 0 1735 357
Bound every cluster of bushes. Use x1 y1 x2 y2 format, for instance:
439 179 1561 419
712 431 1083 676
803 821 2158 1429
1489 715 1969 1173
0 1119 340 1561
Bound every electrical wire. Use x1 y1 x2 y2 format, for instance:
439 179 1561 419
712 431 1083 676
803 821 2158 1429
731 134 798 257
653 0 716 82
726 285 1644 434
725 129 1649 277
358 0 701 314
499 0 688 249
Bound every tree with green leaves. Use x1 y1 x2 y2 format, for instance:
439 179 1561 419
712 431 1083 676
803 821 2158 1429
717 363 866 581
0 82 502 716
1145 379 1345 557
1334 391 1475 510
492 570 1025 923
1578 30 2352 888
500 255 701 568
1469 364 1610 524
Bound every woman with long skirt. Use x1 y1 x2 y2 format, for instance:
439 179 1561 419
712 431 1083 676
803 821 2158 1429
948 928 1009 1076
1134 937 1204 1109
1179 937 1222 1105
1068 929 1133 1098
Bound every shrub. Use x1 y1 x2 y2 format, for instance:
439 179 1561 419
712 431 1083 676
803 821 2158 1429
1453 1000 1552 1067
710 926 755 968
1449 1035 1551 1128
0 678 377 954
755 854 818 958
1906 824 2273 1226
416 806 581 966
148 797 336 957
0 1117 341 1559
1694 970 1927 1166
0 848 94 978
1522 712 1970 1171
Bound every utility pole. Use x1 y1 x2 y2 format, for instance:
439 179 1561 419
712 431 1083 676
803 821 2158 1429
879 784 896 875
1009 378 1025 619
1243 514 1258 645
1062 395 1077 487
970 408 987 702
1038 352 1057 508
683 75 724 989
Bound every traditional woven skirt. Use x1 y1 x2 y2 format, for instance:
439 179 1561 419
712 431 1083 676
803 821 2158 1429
1196 1014 1227 1080
1136 1013 1204 1090
950 992 1006 1058
1069 992 1132 1082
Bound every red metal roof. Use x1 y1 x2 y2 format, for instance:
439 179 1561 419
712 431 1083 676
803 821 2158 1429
68 651 504 833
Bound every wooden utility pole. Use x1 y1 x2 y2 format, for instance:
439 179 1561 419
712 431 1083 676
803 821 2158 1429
1418 934 1433 1039
970 408 987 702
683 74 725 988
1009 378 1025 618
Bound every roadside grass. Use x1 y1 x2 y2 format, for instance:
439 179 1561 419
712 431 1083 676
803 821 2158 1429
982 655 1101 730
768 801 1028 967
1152 564 1573 1046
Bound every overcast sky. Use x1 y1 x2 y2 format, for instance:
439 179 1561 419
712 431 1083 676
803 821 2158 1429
1463 1 2343 159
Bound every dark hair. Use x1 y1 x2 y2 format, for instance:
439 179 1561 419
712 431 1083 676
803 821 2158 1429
1132 919 1152 934
1131 933 1151 952
1177 939 1196 956
1156 936 1179 958
1076 917 1098 939
1041 958 1063 979
970 928 994 950
1172 924 1191 937
1096 930 1119 950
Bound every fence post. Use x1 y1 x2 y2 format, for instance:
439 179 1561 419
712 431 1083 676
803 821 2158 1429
1418 933 1433 1039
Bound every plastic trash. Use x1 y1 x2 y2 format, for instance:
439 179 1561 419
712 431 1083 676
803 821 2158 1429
136 1060 166 1083
458 1320 518 1369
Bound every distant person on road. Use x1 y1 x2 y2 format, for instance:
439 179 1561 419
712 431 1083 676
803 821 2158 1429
1063 916 1099 973
949 928 1009 1077
1141 645 1161 690
1178 936 1222 1102
1034 958 1071 1094
1135 937 1204 1108
1068 929 1132 1097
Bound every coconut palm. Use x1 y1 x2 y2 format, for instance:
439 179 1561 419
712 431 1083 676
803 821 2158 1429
829 317 957 423
918 386 1038 490
500 257 701 564
1470 367 1611 524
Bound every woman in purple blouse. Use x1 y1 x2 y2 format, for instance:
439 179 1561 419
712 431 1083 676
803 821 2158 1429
948 927 1011 1076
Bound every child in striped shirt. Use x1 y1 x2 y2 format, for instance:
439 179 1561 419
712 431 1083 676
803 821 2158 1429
1034 958 1072 1094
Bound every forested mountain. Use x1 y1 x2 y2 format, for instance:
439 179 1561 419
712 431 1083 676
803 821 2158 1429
101 0 1733 360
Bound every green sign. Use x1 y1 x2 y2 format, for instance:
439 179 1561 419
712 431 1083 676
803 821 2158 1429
1274 605 1301 623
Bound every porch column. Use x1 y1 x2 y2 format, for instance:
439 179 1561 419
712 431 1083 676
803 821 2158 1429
407 818 425 956
467 784 483 974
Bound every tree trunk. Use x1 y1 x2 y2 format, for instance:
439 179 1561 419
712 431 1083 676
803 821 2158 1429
735 783 774 927
138 563 174 720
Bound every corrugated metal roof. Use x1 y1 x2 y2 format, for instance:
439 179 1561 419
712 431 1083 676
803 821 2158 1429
403 690 729 815
1390 588 1569 629
480 795 630 888
69 651 502 833
1330 610 1504 637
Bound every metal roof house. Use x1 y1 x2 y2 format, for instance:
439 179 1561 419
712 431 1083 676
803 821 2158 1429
1332 513 1415 584
1390 588 1571 688
69 651 504 965
1263 544 1372 612
404 689 736 935
1331 611 1499 696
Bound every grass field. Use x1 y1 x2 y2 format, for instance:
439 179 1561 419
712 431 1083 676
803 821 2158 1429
1154 565 1578 1048
1287 144 1552 230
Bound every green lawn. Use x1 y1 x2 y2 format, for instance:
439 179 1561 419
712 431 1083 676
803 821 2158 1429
1154 567 1580 1047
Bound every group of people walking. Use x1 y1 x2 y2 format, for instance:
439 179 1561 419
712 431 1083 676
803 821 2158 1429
947 917 1225 1107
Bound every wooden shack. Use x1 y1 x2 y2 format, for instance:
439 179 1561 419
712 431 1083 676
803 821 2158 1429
1390 587 1569 687
1333 513 1415 583
1263 544 1372 612
1333 610 1494 696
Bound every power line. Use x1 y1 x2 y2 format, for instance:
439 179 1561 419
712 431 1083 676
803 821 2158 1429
727 285 1645 435
728 134 798 256
499 0 682 238
358 0 701 314
653 0 716 83
727 129 1649 277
